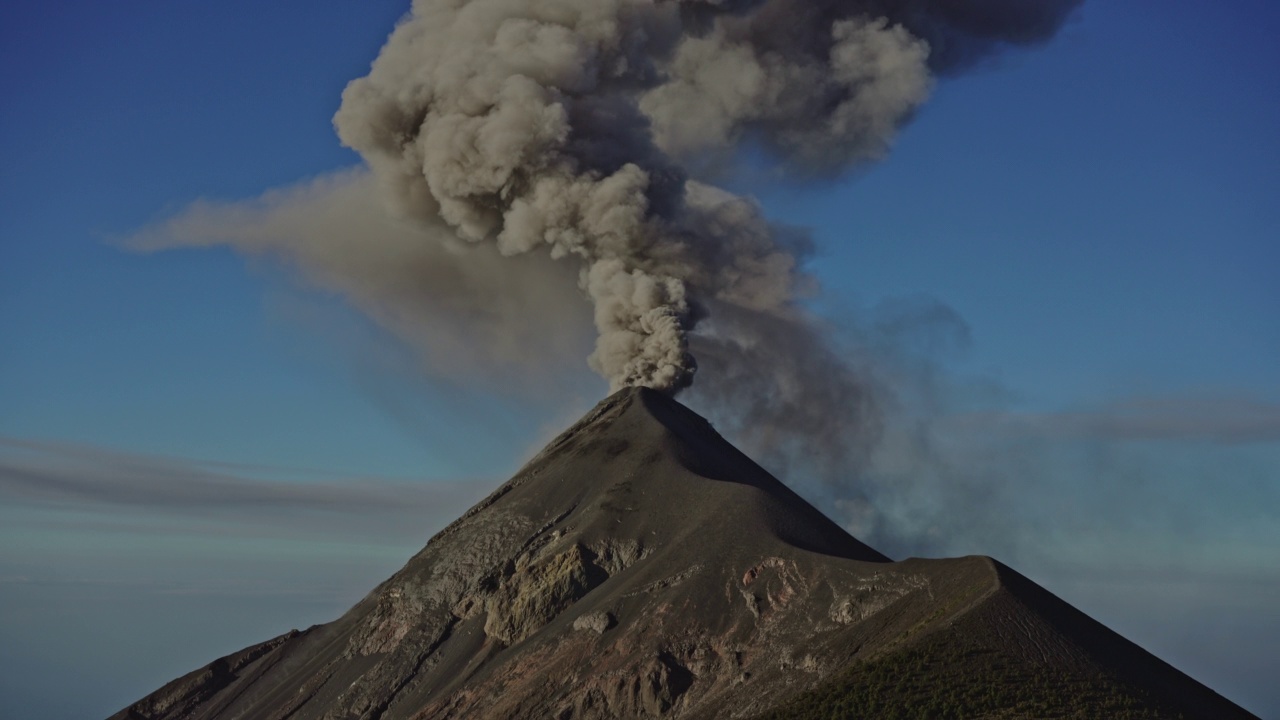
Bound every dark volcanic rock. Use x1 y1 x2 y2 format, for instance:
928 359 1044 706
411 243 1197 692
110 388 1258 719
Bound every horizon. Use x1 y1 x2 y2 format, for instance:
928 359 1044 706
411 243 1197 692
2 1 1277 718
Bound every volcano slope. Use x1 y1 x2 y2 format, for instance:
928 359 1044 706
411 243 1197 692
110 387 1256 719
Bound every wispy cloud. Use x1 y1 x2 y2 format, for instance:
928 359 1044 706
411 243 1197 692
0 436 492 544
947 394 1280 445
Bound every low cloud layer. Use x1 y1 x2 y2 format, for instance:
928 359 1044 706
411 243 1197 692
0 436 489 544
952 395 1280 445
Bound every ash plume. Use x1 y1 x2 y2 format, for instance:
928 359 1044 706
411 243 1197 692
333 0 1080 395
135 0 1080 551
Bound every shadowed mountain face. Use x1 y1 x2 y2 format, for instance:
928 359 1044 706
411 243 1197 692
110 388 1257 719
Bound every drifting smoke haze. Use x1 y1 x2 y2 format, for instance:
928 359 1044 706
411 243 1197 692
132 170 594 388
135 0 1082 550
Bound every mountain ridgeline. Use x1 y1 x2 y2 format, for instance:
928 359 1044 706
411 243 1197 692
110 388 1257 719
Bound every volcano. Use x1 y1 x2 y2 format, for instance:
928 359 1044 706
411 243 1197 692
110 388 1256 719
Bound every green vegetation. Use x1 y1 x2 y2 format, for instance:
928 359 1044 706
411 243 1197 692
752 638 1185 720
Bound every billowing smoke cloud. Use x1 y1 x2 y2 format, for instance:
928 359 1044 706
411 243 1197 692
333 0 1079 397
136 0 1081 546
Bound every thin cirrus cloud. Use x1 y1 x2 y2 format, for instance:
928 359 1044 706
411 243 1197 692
0 435 491 542
947 394 1280 445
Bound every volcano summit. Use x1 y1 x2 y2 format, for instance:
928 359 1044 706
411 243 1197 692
110 388 1256 719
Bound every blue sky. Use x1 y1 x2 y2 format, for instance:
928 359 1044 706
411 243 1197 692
1 2 1277 718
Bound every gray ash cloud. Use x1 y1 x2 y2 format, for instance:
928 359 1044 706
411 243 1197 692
135 0 1081 548
333 0 1080 394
